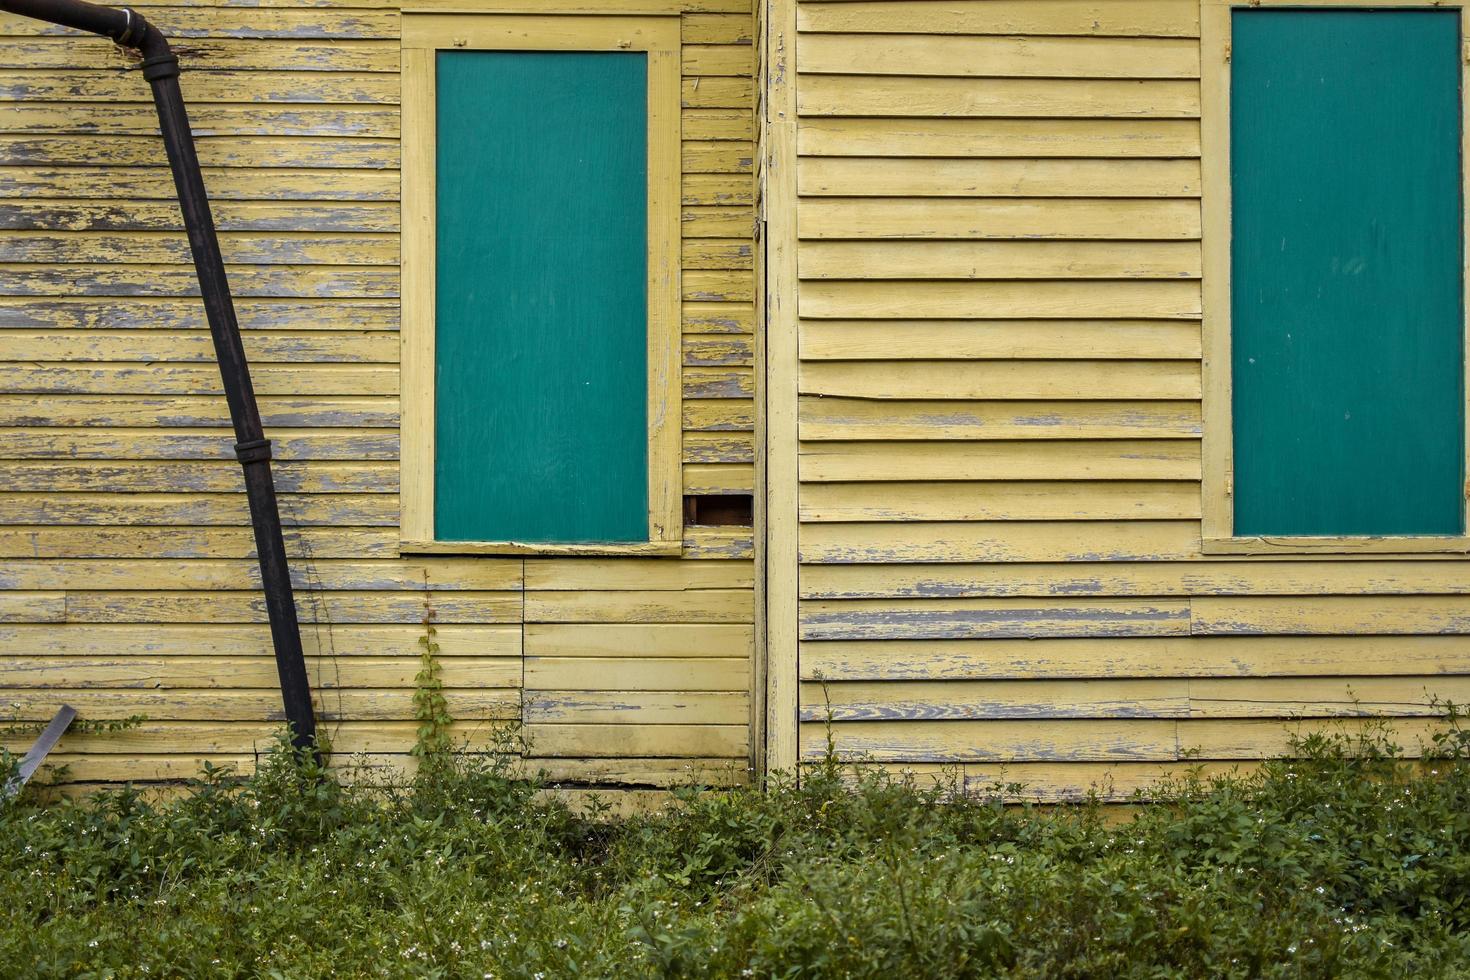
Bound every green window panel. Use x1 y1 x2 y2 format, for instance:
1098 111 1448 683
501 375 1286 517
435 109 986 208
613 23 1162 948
1231 9 1464 536
434 50 650 543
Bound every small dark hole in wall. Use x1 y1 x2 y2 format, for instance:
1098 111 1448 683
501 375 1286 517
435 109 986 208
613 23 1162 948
683 494 753 527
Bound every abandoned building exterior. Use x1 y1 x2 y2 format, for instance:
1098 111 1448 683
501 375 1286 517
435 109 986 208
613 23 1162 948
3 0 1470 799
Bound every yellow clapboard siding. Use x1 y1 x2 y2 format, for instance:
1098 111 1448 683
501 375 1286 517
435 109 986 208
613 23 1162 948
800 480 1199 522
800 280 1201 319
798 636 1470 682
1179 718 1450 760
0 296 399 330
800 440 1199 483
524 623 754 659
0 721 506 757
523 589 752 624
684 301 754 332
0 263 398 298
0 70 401 104
682 175 753 207
0 622 518 658
684 269 754 302
1 329 397 362
1 655 523 687
799 198 1201 241
799 241 1199 281
798 76 1199 119
800 320 1201 360
0 592 64 623
0 428 397 459
683 462 755 493
524 723 748 758
814 718 1452 764
1 231 400 264
0 8 401 39
799 361 1200 400
682 44 751 76
800 597 1191 640
0 365 398 395
0 37 401 72
0 394 398 427
4 460 392 493
4 687 519 722
799 397 1201 440
806 718 1180 763
804 679 1189 721
794 0 1200 38
0 525 400 559
682 205 754 236
524 690 750 725
525 558 752 591
0 492 396 526
684 431 754 463
0 168 399 202
685 110 758 143
683 526 754 560
61 590 520 625
684 365 753 398
799 521 1201 564
1192 596 1470 636
798 157 1201 198
798 117 1201 157
525 757 747 787
684 333 754 365
798 33 1199 79
804 677 1470 722
4 99 399 136
0 201 399 233
525 657 749 691
683 238 754 269
684 398 755 431
680 75 752 108
1186 677 1470 718
0 135 400 168
683 12 754 44
683 140 754 173
800 562 1470 601
30 755 259 783
0 558 521 591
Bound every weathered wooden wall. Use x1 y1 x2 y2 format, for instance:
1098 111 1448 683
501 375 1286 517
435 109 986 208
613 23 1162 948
772 0 1470 799
0 0 756 787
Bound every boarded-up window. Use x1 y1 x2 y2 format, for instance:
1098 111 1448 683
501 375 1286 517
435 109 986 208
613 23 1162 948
433 51 650 543
1230 9 1465 537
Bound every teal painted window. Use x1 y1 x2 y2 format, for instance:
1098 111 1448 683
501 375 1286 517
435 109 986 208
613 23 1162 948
1230 9 1465 537
433 51 650 543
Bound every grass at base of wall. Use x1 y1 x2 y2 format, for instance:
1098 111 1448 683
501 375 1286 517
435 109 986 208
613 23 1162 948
4 721 1470 978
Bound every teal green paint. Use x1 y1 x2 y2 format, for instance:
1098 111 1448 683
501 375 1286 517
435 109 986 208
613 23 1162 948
433 51 649 543
1231 9 1464 537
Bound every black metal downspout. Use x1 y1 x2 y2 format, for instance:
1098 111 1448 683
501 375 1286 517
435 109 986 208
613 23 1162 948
0 0 318 754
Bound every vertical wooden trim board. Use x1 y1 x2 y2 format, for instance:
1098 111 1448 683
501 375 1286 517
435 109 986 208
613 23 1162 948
761 0 799 775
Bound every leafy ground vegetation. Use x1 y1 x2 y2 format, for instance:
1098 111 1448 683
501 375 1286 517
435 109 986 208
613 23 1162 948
4 722 1470 979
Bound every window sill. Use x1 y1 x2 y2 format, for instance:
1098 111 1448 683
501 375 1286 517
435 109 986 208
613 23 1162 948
1202 535 1470 556
399 538 683 557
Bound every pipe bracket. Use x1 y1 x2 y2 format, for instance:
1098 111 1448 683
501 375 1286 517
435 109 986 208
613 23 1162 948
140 52 179 81
234 438 273 465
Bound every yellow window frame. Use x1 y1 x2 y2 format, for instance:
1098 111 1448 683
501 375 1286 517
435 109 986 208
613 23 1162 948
1200 0 1470 555
399 12 683 555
